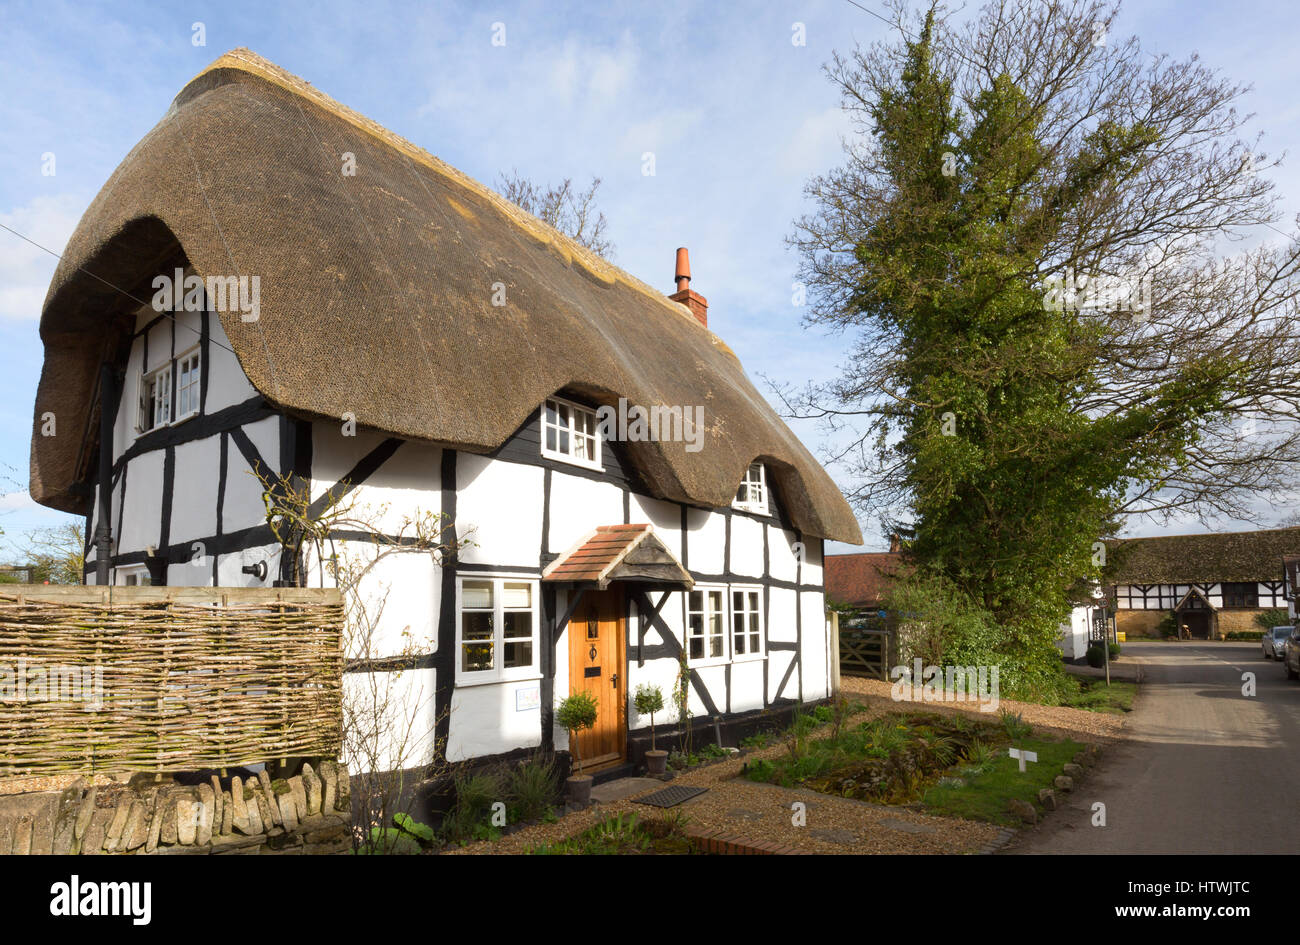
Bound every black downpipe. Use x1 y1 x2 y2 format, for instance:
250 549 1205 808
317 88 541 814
94 363 117 586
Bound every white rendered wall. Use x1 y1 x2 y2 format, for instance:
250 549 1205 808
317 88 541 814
342 667 439 774
684 508 726 574
547 470 624 554
729 515 765 578
447 680 545 762
457 452 542 565
1059 607 1091 660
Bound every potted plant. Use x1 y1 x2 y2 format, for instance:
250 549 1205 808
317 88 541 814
555 691 599 805
634 683 668 776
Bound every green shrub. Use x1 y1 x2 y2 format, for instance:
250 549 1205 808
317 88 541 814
507 754 559 822
354 826 423 855
886 569 1073 703
393 811 435 845
959 741 997 777
1085 645 1105 668
556 691 599 771
998 709 1033 741
633 683 665 751
442 767 504 843
1254 608 1290 631
528 812 669 855
1108 641 1121 659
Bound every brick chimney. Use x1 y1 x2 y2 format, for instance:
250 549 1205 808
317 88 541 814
668 247 708 327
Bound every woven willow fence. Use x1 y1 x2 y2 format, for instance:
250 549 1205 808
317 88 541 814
0 587 343 776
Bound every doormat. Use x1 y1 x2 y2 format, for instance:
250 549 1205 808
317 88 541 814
635 785 708 808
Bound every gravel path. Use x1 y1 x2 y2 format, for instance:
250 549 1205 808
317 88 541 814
443 749 1002 855
443 685 1096 855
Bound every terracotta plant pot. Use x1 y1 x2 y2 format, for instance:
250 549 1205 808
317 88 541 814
644 749 668 777
566 774 593 805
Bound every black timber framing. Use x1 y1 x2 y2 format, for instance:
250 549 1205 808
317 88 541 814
433 449 457 757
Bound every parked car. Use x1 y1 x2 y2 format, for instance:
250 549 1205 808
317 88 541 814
1263 625 1293 660
1285 628 1300 681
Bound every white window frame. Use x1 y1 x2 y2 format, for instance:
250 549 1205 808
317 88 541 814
175 346 201 422
137 362 173 435
730 585 765 661
540 395 603 471
732 462 769 515
455 574 542 685
685 584 728 666
116 565 152 587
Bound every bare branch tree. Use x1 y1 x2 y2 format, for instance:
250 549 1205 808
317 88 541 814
497 169 615 258
253 467 474 852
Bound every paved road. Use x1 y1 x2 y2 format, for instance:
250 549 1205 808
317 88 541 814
1009 641 1300 854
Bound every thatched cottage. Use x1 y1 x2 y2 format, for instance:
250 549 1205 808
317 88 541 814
29 50 861 777
1102 527 1297 640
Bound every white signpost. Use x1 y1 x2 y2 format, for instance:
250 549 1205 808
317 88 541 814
1009 747 1038 773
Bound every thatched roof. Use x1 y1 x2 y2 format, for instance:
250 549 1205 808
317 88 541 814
1106 526 1300 584
30 49 861 543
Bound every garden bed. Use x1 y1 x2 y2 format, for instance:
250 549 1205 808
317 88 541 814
743 708 1083 826
528 811 698 855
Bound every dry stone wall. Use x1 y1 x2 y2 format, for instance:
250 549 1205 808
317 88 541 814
0 761 352 855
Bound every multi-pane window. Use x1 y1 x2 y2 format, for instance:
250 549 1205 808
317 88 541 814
1221 582 1259 609
501 582 535 669
138 364 172 433
457 577 539 681
541 396 601 469
687 587 726 661
137 349 201 436
731 588 763 657
460 580 495 673
176 349 201 420
733 462 768 515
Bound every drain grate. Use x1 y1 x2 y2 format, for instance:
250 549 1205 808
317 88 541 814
635 785 708 808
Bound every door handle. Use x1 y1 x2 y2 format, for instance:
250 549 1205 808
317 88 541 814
610 673 619 689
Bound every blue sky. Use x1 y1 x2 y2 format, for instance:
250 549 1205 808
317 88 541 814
2 0 1299 556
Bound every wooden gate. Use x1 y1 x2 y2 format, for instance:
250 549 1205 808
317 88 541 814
840 627 893 680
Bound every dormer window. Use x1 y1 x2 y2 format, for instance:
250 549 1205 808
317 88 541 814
733 462 768 515
541 396 602 471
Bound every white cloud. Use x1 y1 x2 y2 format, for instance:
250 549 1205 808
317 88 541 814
0 193 85 320
0 490 37 513
779 106 850 176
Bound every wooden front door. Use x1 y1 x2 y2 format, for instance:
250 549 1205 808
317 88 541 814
569 586 626 771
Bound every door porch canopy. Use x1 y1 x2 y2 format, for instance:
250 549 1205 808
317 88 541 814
542 524 692 591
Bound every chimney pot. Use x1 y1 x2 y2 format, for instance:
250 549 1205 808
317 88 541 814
669 247 708 327
674 247 692 292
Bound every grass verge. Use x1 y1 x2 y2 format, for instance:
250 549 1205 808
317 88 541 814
1058 677 1136 714
922 735 1083 825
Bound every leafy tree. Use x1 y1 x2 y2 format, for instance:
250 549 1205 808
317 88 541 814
789 0 1300 691
1254 608 1289 631
14 522 85 585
